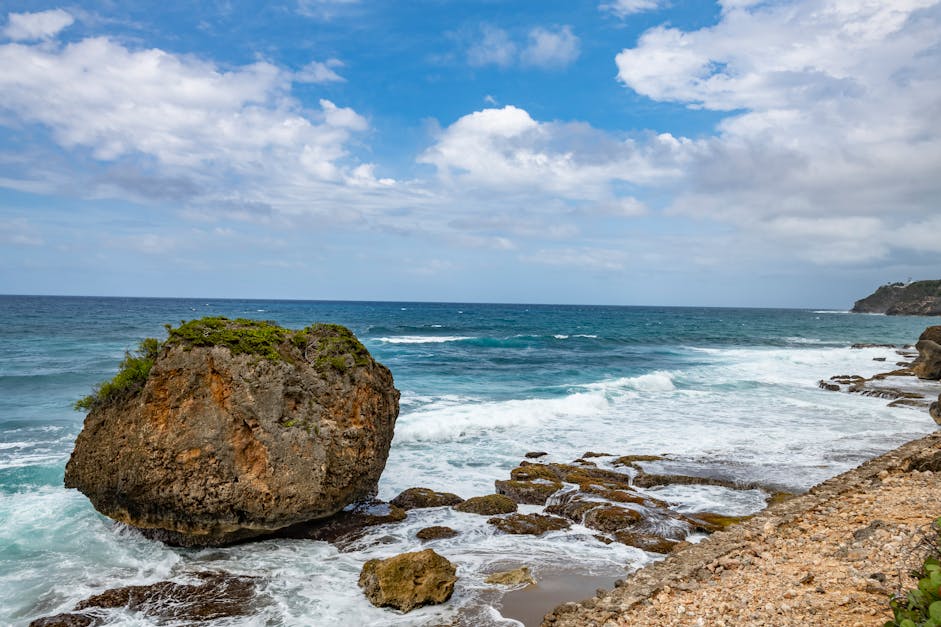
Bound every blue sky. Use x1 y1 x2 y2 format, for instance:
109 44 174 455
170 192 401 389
1 1 939 307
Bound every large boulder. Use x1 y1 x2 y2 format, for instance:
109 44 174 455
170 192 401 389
65 318 399 546
358 549 457 612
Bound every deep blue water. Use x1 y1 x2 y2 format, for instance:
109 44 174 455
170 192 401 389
0 296 936 626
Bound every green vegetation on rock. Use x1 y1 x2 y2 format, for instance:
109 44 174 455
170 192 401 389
74 337 161 411
75 317 371 412
886 518 941 627
166 317 289 361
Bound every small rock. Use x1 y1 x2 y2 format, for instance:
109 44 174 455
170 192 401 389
453 494 517 515
390 487 464 510
416 526 459 541
524 451 548 459
485 567 535 586
488 513 570 535
358 549 457 613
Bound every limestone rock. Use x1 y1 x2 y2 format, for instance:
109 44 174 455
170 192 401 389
453 494 517 515
65 318 400 547
485 567 536 586
930 394 940 425
390 487 463 510
358 549 457 612
913 338 941 379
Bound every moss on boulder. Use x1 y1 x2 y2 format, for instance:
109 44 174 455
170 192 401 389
488 513 570 535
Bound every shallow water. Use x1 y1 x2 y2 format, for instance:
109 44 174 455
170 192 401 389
0 296 936 625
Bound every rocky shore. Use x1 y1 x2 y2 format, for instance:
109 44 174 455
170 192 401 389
544 430 941 627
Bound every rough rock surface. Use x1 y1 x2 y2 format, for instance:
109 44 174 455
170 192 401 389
453 494 518 515
488 513 571 535
29 571 256 626
852 280 941 315
544 432 941 627
932 394 941 425
914 338 941 380
272 499 405 549
65 319 400 547
358 549 457 612
390 487 464 510
417 526 459 541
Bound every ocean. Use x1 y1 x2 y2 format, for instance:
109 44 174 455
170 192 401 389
0 295 936 626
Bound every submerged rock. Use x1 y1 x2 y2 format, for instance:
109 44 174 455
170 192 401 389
358 549 457 612
453 494 517 515
29 571 256 626
390 487 463 510
65 318 400 547
485 567 535 586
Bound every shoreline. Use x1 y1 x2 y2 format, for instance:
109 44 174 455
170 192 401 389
543 429 941 626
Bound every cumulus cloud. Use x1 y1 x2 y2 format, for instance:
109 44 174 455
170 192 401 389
419 105 681 200
0 30 388 216
468 25 580 70
295 59 345 83
612 0 941 266
3 9 74 41
297 0 359 20
600 0 665 18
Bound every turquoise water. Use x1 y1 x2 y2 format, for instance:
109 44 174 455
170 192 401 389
0 296 937 625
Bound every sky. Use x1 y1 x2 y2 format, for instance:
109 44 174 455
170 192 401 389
0 0 939 308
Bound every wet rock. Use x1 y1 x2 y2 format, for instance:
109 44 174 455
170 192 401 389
30 571 257 626
495 478 562 505
358 549 457 612
612 531 680 554
453 494 517 515
416 526 459 541
274 499 405 548
612 454 664 466
818 380 840 391
29 614 94 627
582 452 613 458
65 319 400 547
922 326 941 344
583 505 644 533
525 451 548 459
488 513 571 535
390 487 463 510
485 567 535 586
931 395 940 425
689 512 754 532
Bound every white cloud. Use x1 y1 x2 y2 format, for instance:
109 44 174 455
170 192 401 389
468 25 580 70
3 9 74 41
419 105 684 200
521 26 580 69
600 0 665 18
295 59 345 83
467 25 516 67
611 0 941 266
523 247 628 271
0 33 384 213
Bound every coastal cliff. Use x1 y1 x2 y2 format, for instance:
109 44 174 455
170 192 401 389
852 280 941 315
